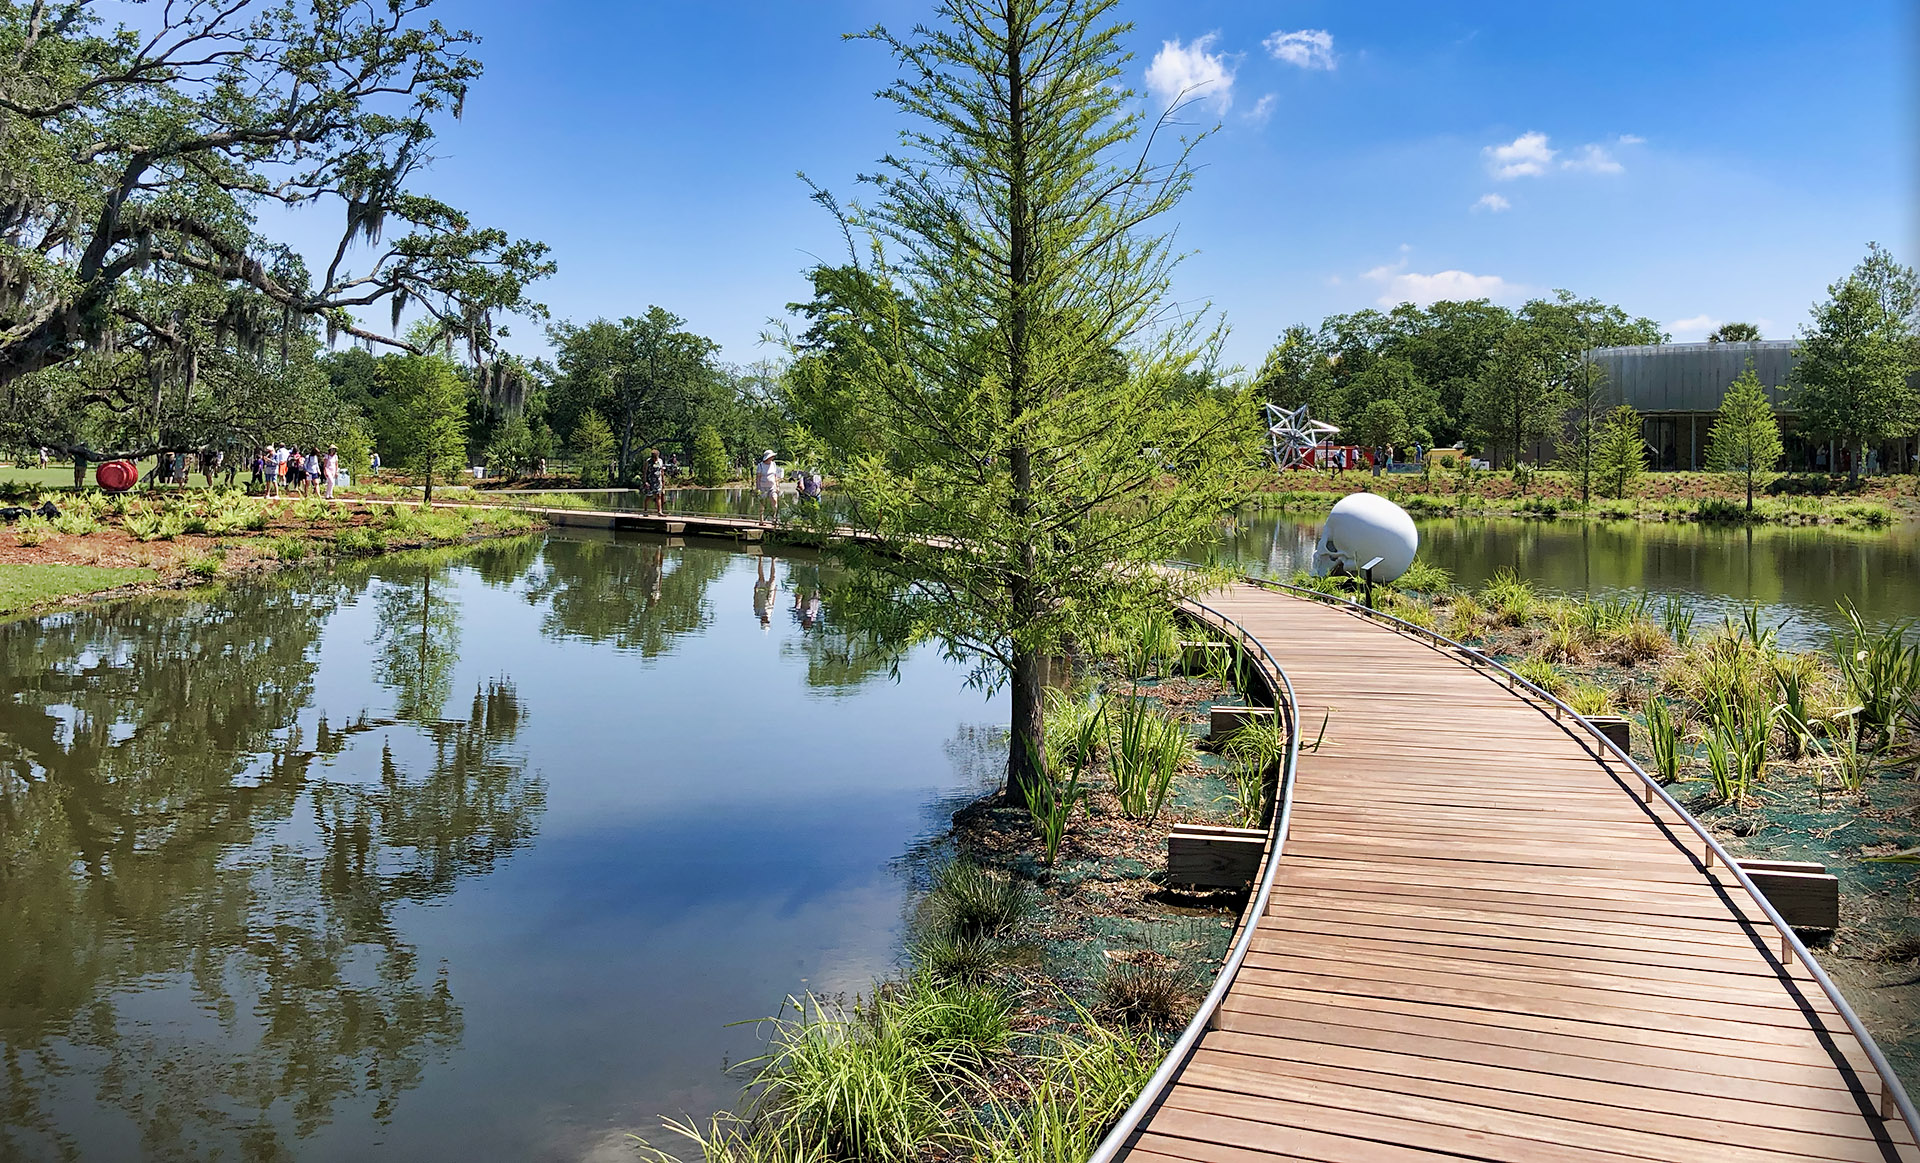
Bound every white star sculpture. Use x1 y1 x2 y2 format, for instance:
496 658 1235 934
1264 402 1340 469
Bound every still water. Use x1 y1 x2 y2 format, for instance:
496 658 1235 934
1205 510 1920 650
0 532 1001 1161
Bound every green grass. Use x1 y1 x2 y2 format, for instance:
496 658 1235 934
0 563 157 613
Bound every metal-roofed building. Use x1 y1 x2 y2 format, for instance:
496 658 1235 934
1585 339 1916 473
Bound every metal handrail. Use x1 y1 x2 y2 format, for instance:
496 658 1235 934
1085 595 1303 1163
1226 570 1920 1137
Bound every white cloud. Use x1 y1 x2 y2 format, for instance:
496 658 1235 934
1264 29 1336 70
1472 193 1511 213
1146 34 1234 113
1562 143 1624 174
1365 262 1522 306
1666 314 1722 339
1484 132 1556 179
1245 94 1276 124
1618 134 1646 145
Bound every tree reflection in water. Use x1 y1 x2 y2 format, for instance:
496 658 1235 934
0 558 544 1160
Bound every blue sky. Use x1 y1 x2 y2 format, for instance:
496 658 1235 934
296 1 1915 372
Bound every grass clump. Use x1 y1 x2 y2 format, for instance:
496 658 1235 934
925 861 1031 943
270 535 311 562
1480 567 1535 625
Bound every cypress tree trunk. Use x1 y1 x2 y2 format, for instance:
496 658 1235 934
1002 14 1043 809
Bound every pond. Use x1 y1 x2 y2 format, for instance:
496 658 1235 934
1203 509 1920 651
0 532 1002 1162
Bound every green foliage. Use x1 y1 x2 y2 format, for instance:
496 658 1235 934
1106 696 1193 821
270 536 311 561
1791 243 1920 478
924 862 1031 943
484 413 538 478
1479 567 1536 625
548 308 723 477
1390 557 1453 595
1708 322 1764 344
1593 405 1647 499
380 356 471 507
692 424 731 487
1704 362 1785 512
0 1 550 455
1515 656 1566 698
782 0 1254 807
573 410 617 487
1466 327 1559 466
1834 602 1920 746
968 1018 1156 1163
1644 696 1682 783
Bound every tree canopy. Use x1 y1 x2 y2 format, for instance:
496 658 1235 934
1792 243 1920 478
0 0 553 462
1704 361 1784 512
783 0 1253 807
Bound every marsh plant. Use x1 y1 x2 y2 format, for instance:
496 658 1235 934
1644 696 1683 784
1220 714 1286 826
1835 602 1920 745
925 861 1032 943
972 1018 1155 1163
1480 567 1536 626
1660 596 1696 647
1107 696 1193 821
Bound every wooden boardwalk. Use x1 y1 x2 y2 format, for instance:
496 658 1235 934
1117 582 1916 1163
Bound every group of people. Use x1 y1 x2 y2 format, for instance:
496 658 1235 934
753 450 823 520
251 444 341 499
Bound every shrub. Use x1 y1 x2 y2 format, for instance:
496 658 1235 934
1604 619 1671 666
692 424 731 487
1480 567 1534 625
1567 682 1613 717
181 549 225 579
1514 656 1566 699
12 516 50 546
271 536 311 561
52 510 98 536
1392 557 1452 595
1695 497 1748 523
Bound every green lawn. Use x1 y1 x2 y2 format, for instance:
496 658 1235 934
0 465 87 489
0 563 157 613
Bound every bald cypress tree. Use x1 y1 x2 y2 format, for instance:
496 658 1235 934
786 0 1251 807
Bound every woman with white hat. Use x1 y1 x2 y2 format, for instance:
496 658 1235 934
754 449 781 521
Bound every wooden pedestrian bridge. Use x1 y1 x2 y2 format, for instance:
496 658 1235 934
521 503 1918 1160
1094 577 1919 1163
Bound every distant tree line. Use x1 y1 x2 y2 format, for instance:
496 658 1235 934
1255 243 1920 487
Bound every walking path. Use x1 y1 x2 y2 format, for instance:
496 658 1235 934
1113 581 1916 1163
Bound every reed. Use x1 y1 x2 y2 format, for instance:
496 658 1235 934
1107 696 1192 821
1644 696 1682 783
1835 600 1920 746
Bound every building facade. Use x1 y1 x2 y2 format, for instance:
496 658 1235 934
1586 340 1917 474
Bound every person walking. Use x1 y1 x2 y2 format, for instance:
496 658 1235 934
642 448 667 515
323 445 339 500
304 449 321 498
754 450 781 522
273 444 290 497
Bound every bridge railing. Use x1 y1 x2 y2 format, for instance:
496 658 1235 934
1228 570 1920 1139
1084 594 1303 1162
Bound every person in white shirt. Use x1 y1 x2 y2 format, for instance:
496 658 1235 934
754 450 780 521
271 444 290 496
322 445 339 500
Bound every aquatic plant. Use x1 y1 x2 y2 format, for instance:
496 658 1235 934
1043 689 1105 773
925 861 1031 943
1107 696 1192 821
730 984 993 1162
1660 596 1695 647
1644 696 1682 784
965 1016 1156 1163
1480 567 1535 625
1026 762 1085 868
1444 593 1487 640
1391 557 1453 595
1834 601 1920 747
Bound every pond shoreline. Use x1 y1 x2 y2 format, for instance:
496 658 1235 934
0 488 546 620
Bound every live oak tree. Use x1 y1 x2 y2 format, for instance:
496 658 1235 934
1350 398 1410 476
786 0 1253 808
1792 243 1920 480
1704 362 1784 514
548 309 719 480
0 0 552 463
